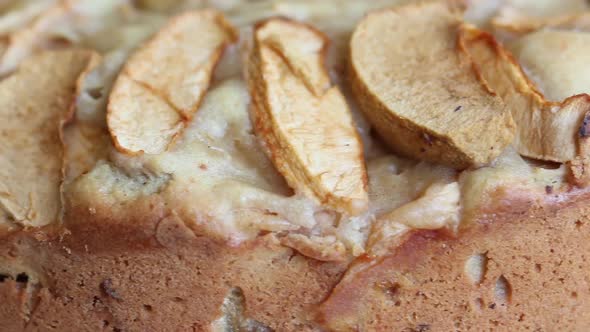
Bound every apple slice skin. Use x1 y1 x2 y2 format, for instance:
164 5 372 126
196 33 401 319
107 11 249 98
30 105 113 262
247 18 369 216
349 1 516 169
107 9 237 155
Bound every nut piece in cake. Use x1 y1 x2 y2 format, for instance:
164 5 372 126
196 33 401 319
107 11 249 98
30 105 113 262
457 24 590 169
0 50 96 227
107 9 237 154
349 1 515 169
247 18 369 216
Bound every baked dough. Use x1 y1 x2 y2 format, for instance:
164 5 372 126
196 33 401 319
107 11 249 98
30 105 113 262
0 1 588 331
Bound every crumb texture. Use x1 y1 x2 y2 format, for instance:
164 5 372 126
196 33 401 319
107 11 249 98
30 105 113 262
318 196 590 331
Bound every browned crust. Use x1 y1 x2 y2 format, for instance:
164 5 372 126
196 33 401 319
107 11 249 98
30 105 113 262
0 202 347 331
0 191 587 330
317 192 590 331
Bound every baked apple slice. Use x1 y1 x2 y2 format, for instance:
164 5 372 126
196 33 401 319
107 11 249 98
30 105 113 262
458 24 590 186
0 0 68 75
107 10 237 154
349 1 515 169
0 50 96 227
247 18 368 215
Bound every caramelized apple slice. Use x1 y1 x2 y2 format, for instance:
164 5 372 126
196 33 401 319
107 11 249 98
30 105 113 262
349 1 515 169
458 25 590 164
0 50 96 227
247 18 368 215
107 9 237 154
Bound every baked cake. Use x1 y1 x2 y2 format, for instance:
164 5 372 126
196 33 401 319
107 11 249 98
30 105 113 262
0 0 589 330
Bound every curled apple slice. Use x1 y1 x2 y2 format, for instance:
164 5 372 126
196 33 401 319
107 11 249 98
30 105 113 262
0 0 131 76
458 25 590 164
247 18 368 215
107 10 237 154
0 1 70 75
349 1 515 169
0 50 96 227
491 5 590 39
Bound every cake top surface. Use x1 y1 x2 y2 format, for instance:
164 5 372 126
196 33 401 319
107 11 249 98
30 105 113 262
0 0 588 262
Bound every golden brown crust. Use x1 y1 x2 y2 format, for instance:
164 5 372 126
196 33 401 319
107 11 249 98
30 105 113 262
0 203 346 331
0 191 588 330
317 191 590 331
